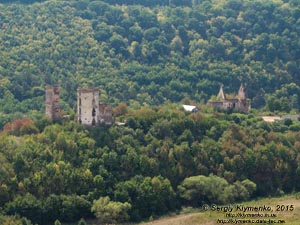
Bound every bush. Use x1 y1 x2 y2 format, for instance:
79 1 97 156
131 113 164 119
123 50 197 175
178 175 257 206
91 196 131 224
4 194 43 224
0 215 32 225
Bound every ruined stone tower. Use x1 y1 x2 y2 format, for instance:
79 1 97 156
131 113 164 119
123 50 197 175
45 86 61 120
99 103 113 125
77 88 100 126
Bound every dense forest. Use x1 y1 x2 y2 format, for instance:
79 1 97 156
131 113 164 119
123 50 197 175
1 107 300 224
1 0 300 224
1 0 300 127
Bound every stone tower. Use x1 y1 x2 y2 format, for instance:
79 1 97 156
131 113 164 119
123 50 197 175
237 84 246 100
77 88 100 126
45 86 61 120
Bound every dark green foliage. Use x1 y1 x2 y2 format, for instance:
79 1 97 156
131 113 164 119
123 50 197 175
0 0 300 115
1 0 300 224
178 175 256 206
0 108 300 223
4 194 43 224
91 196 131 224
114 175 176 221
4 194 91 224
0 215 32 225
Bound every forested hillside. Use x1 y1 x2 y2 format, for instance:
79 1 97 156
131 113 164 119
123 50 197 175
1 107 300 224
1 0 300 127
1 0 300 224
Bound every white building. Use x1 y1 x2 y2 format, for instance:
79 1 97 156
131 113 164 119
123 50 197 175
182 105 199 113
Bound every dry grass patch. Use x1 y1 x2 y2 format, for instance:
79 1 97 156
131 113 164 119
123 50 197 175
138 195 300 225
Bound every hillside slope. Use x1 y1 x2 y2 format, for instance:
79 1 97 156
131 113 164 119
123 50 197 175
1 107 300 224
1 0 300 127
139 195 300 225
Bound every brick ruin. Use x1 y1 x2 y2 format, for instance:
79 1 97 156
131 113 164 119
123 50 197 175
45 86 61 120
208 84 251 113
45 86 113 126
76 88 113 126
45 84 251 125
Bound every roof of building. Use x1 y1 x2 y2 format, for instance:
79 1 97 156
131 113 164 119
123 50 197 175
115 121 126 126
214 84 247 101
182 105 199 112
216 85 225 100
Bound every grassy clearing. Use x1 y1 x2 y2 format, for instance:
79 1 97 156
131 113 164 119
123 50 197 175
138 195 300 225
68 195 300 225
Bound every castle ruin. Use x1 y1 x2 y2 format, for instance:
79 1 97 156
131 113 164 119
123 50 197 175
45 86 61 120
208 84 251 113
99 103 113 125
77 88 113 126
